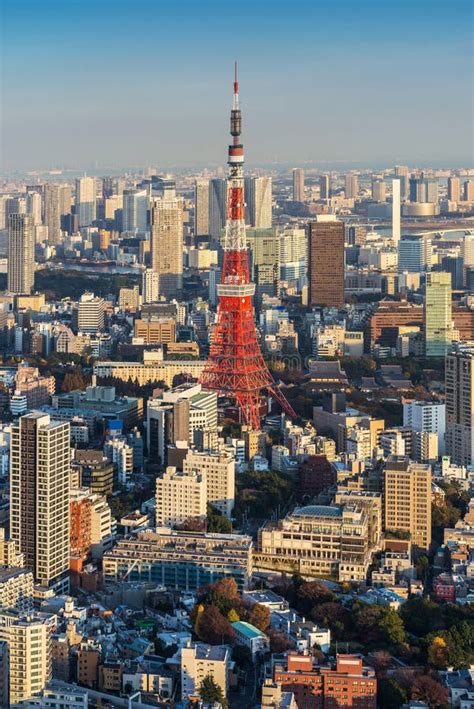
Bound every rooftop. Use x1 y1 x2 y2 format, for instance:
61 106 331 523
292 505 343 518
232 621 266 639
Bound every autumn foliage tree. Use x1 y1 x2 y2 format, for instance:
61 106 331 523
195 605 235 645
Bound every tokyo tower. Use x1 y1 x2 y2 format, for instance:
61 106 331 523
200 64 295 430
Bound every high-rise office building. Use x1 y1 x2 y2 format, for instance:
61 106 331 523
122 188 148 232
292 168 305 201
246 176 272 228
208 178 227 241
345 174 359 199
7 214 35 295
409 176 438 203
403 400 446 456
10 413 70 591
44 184 71 245
0 612 52 704
445 344 474 466
398 235 431 273
383 455 431 551
394 165 409 200
77 292 106 333
463 180 474 202
246 227 280 306
392 178 401 243
308 216 345 308
194 178 210 236
75 176 97 227
150 189 184 299
279 227 307 287
319 174 331 199
424 272 453 357
371 178 386 202
447 176 461 202
26 191 42 226
441 256 464 290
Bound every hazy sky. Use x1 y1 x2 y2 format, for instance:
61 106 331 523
1 0 473 172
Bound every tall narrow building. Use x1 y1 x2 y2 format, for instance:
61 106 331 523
308 216 345 308
319 174 331 200
447 176 460 202
7 214 35 295
150 188 184 299
44 183 71 245
122 188 148 232
392 178 401 243
292 168 305 201
194 179 210 237
208 178 227 241
10 413 70 592
345 174 359 199
424 272 453 357
75 176 96 227
394 165 409 200
246 176 272 228
384 455 431 552
445 344 474 466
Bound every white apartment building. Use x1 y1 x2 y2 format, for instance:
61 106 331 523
183 449 235 518
0 611 53 704
181 643 229 701
404 400 446 456
156 467 207 527
0 567 34 613
77 292 105 334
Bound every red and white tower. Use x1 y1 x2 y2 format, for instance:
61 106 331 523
200 65 295 429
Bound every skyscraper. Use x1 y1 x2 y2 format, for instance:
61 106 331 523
208 178 227 241
447 176 461 202
394 165 409 200
292 168 305 201
308 216 345 308
409 176 438 203
75 176 96 227
246 227 280 307
319 175 331 199
10 413 70 591
26 190 42 225
246 176 272 228
398 235 431 273
150 188 184 299
345 174 359 199
279 227 307 287
392 178 401 243
463 180 474 202
424 272 453 357
371 178 386 202
7 214 35 295
194 178 210 236
44 183 71 245
122 188 148 232
445 344 474 466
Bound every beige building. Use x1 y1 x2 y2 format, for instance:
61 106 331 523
445 344 474 466
0 528 24 567
151 190 183 299
118 285 140 312
156 467 207 527
8 213 35 295
0 611 52 704
142 268 160 304
94 351 206 388
292 168 305 202
258 503 373 581
181 643 229 701
194 178 210 236
134 318 176 344
10 413 70 592
183 450 235 518
383 455 431 551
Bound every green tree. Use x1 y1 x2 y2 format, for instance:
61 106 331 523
199 675 228 708
377 678 407 709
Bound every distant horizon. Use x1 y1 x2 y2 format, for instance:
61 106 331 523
1 0 473 172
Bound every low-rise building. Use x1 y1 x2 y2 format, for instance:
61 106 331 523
181 643 229 701
103 528 253 591
231 621 269 660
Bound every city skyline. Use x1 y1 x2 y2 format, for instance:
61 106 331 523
1 0 473 172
